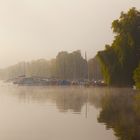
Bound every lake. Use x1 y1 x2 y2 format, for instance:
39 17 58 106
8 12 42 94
0 82 139 140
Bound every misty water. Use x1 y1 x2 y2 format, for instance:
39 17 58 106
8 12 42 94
0 82 139 140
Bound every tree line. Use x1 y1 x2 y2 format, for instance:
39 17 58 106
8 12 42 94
0 50 102 81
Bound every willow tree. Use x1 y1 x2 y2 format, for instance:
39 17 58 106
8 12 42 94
98 8 140 86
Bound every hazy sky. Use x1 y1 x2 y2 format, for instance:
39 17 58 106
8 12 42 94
0 0 140 68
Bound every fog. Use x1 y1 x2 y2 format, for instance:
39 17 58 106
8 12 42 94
0 0 139 68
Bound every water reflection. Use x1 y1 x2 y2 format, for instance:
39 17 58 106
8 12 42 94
10 86 103 113
97 88 140 140
1 84 140 140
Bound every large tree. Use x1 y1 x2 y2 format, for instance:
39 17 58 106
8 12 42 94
98 8 140 86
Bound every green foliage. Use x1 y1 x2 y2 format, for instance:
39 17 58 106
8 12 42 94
97 7 140 86
133 64 140 89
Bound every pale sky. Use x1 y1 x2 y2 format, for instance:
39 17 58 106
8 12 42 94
0 0 140 68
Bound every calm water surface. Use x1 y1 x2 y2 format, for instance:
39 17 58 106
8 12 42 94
0 82 139 140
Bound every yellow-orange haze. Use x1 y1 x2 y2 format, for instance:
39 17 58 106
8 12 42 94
0 0 139 68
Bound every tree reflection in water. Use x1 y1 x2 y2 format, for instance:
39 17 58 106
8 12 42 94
98 88 140 140
9 86 104 113
12 86 88 113
6 85 140 140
